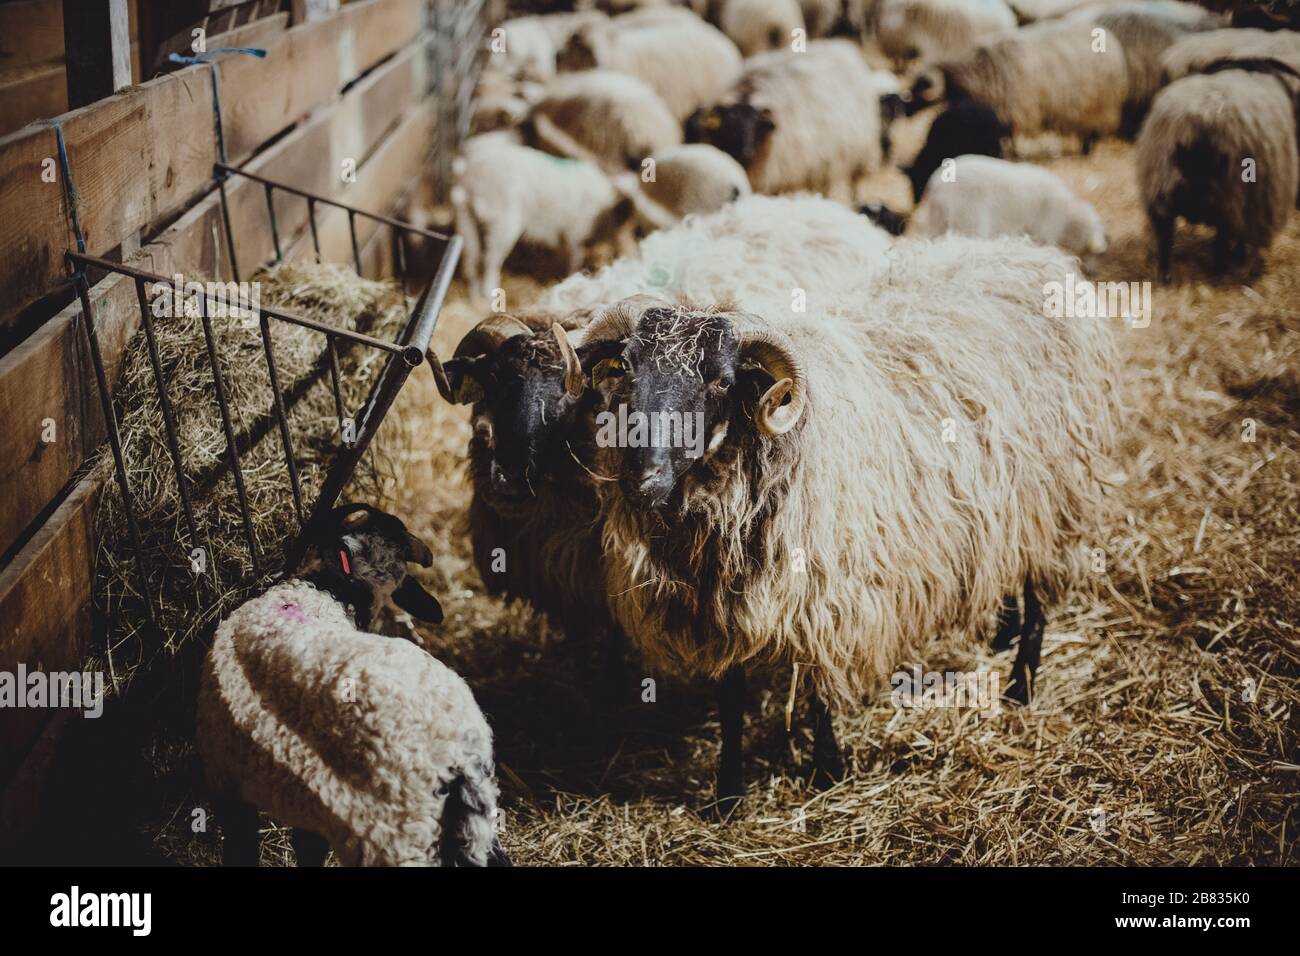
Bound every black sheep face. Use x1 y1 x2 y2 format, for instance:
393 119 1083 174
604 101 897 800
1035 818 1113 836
594 307 751 511
320 503 442 624
685 104 776 171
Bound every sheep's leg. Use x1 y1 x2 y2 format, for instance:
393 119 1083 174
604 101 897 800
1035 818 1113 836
1151 207 1174 282
714 665 746 818
990 594 1020 651
1004 578 1044 706
480 219 520 306
215 795 260 867
808 691 844 791
292 828 330 867
602 627 626 712
1081 133 1098 156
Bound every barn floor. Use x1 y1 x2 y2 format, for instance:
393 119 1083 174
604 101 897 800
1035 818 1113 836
25 106 1295 868
359 123 1299 865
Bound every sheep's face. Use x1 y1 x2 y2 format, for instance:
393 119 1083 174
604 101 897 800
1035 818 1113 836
321 504 443 624
437 323 605 507
684 104 775 171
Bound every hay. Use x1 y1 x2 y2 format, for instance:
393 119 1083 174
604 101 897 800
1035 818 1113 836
91 261 412 692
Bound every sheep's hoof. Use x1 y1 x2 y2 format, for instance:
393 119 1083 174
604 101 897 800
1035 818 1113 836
808 758 844 792
709 792 745 823
1002 678 1031 707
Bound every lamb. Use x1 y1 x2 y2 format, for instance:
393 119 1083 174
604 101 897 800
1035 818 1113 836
528 69 682 171
196 503 509 867
916 154 1108 255
637 144 752 224
451 133 635 304
903 100 1010 202
684 40 893 199
912 18 1129 152
876 0 1018 66
584 235 1120 810
491 16 560 82
1135 65 1299 279
557 7 743 120
716 0 805 57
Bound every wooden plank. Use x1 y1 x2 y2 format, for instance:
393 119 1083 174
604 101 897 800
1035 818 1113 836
0 0 421 335
0 65 68 137
0 90 437 804
0 1 66 70
150 11 289 80
0 41 428 563
0 478 98 784
62 0 134 108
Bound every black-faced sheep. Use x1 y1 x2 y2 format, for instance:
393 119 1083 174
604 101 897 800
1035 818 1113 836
916 154 1109 255
685 40 894 199
196 504 508 867
584 236 1120 810
912 17 1129 152
1136 64 1299 279
903 100 1010 202
451 134 635 305
557 6 743 120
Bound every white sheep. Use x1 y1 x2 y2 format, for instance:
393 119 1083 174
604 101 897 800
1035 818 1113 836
557 6 743 120
916 154 1108 255
717 0 805 57
583 234 1120 808
876 0 1018 66
196 504 508 867
452 133 635 304
491 16 559 82
636 144 752 224
1160 25 1300 83
529 69 682 171
686 39 893 199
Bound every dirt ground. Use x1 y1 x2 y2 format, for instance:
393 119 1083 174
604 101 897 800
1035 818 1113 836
364 115 1298 865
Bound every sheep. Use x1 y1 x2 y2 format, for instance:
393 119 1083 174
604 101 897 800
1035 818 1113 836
431 196 895 680
858 201 909 234
582 235 1120 810
1160 26 1300 83
1135 65 1299 279
799 0 843 36
876 0 1018 66
196 503 509 867
490 16 560 82
903 100 1010 202
684 40 893 199
557 6 743 119
916 154 1108 255
1070 2 1228 133
637 144 752 223
1006 0 1100 22
528 69 682 171
451 133 635 304
716 0 805 57
912 17 1129 152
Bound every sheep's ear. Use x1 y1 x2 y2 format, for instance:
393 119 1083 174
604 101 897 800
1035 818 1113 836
340 507 371 532
391 577 444 624
438 358 485 405
756 107 776 132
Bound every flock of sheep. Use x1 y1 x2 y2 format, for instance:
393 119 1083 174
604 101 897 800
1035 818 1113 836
191 0 1300 865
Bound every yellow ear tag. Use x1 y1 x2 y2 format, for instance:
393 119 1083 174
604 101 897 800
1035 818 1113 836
702 113 721 130
454 377 484 405
591 357 624 388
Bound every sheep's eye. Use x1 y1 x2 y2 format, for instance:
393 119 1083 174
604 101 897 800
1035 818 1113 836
709 375 734 393
591 357 625 387
454 376 484 405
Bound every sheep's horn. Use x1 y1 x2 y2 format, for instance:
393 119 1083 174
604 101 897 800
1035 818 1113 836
453 314 534 358
426 349 455 403
575 294 666 345
552 323 584 397
734 318 806 437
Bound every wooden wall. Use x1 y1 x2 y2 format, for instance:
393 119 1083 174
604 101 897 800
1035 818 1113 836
0 0 478 846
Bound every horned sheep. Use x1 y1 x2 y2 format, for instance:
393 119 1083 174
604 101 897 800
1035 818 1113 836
196 504 508 867
584 235 1120 809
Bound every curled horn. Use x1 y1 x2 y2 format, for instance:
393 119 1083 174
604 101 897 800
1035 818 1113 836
733 317 806 436
551 323 584 397
573 294 667 346
453 314 534 359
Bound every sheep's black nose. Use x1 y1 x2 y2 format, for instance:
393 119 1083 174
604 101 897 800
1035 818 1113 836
625 464 672 510
489 460 530 499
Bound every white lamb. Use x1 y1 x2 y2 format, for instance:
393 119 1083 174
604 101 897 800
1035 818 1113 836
196 504 508 867
916 154 1108 255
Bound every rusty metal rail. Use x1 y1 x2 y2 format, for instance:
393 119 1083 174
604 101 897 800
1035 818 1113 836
70 166 461 631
